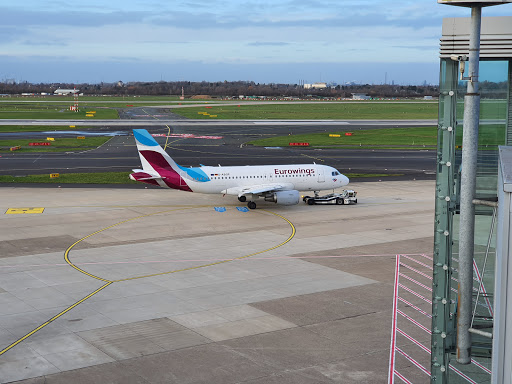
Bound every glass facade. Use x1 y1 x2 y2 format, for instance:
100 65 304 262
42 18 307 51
432 58 511 383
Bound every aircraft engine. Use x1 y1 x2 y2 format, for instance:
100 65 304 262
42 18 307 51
264 190 300 205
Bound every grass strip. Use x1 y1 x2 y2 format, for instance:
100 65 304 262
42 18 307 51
0 125 97 133
0 105 119 119
249 127 438 147
0 137 111 152
0 172 137 184
172 102 438 120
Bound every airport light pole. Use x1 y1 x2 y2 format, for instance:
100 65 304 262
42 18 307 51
456 4 481 364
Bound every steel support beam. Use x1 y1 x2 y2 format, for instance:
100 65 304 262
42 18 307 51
457 6 482 365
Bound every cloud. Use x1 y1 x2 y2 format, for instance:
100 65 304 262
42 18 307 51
0 7 147 28
2 0 511 84
247 42 292 47
20 39 68 47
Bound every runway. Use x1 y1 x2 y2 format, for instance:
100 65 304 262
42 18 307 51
0 119 437 126
0 108 436 180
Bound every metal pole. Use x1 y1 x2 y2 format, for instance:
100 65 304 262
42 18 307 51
457 5 482 365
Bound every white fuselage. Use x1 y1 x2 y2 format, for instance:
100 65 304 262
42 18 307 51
181 164 349 195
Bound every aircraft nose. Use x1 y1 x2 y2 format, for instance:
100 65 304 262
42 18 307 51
341 175 349 185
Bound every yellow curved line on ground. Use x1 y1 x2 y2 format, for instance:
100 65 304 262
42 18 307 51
0 282 112 356
65 208 295 283
113 210 296 282
64 209 190 282
2 207 295 356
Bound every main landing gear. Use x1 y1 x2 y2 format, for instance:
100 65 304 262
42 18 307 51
238 195 256 209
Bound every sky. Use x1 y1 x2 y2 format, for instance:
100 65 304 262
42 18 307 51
1 1 511 85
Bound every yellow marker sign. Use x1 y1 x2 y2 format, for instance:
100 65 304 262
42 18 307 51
86 114 94 117
47 137 55 141
69 125 75 128
77 136 85 139
50 173 60 178
6 208 45 214
209 115 217 117
88 111 96 114
329 134 341 137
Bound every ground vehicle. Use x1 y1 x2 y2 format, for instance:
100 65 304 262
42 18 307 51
302 189 358 205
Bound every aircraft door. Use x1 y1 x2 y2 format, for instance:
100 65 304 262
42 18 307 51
318 168 325 183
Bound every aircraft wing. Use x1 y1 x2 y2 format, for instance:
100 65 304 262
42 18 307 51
225 184 291 197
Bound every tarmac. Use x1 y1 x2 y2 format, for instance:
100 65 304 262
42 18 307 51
0 180 435 384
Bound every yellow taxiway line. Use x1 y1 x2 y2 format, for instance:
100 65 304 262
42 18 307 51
0 207 296 356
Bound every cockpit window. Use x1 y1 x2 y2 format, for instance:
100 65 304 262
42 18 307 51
332 171 340 176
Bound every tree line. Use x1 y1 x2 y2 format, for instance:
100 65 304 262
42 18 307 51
0 80 447 98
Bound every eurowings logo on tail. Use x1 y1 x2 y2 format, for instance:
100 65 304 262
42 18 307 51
131 129 192 191
130 129 349 209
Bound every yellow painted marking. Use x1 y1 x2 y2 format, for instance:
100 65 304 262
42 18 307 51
113 210 296 282
64 208 295 283
300 153 325 163
46 137 55 141
6 207 44 214
0 282 112 356
64 209 191 282
141 108 173 150
77 136 85 139
1 207 295 355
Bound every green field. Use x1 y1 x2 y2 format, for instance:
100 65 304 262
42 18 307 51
250 124 508 149
0 96 231 109
2 96 188 102
455 124 506 148
0 172 137 184
0 125 97 133
0 104 119 119
249 127 438 148
171 102 438 120
456 99 508 120
0 136 111 152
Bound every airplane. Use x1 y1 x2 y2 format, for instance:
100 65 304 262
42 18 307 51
130 129 350 209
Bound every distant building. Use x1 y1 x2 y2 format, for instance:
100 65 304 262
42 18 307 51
424 95 433 100
54 89 79 95
352 93 370 100
303 82 327 89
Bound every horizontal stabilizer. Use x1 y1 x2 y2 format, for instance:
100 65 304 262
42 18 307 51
129 170 164 182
